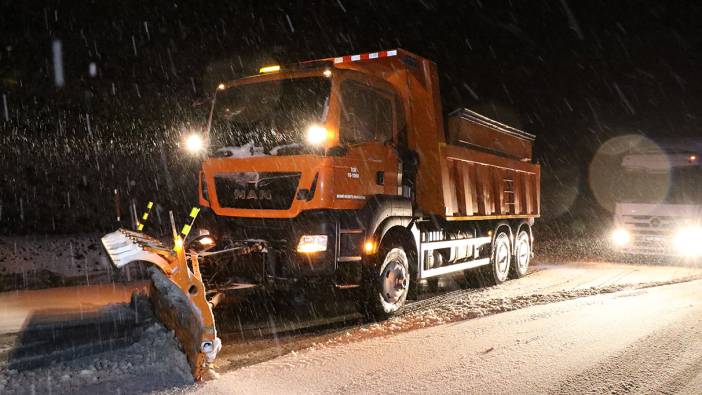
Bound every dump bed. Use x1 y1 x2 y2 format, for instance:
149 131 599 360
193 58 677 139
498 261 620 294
430 110 540 219
321 50 539 221
447 108 535 161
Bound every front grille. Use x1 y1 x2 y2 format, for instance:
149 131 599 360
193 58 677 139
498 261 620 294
618 215 683 255
621 232 671 255
220 218 297 242
215 172 301 210
621 215 677 235
620 217 674 255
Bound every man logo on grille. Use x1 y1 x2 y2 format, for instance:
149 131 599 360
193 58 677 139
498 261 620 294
233 189 273 201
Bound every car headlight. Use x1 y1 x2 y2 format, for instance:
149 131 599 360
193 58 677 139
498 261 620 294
611 228 630 246
674 226 702 256
297 235 328 253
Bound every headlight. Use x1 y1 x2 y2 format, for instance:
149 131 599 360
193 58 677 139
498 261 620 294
306 125 329 145
611 228 630 246
297 235 328 253
188 231 217 252
185 133 206 154
674 226 702 256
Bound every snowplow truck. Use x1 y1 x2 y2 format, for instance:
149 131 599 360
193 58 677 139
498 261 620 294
198 49 540 314
100 49 540 380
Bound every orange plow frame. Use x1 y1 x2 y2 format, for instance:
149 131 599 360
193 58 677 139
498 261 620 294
101 229 220 381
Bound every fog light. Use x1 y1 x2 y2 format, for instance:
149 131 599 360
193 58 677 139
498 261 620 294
363 240 377 255
199 236 215 246
611 228 630 247
297 235 328 253
188 233 217 252
674 226 702 256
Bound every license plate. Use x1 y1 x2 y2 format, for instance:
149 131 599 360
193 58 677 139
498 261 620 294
642 235 663 243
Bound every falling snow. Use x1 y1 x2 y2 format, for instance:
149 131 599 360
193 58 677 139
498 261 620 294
1 1 702 393
51 40 64 87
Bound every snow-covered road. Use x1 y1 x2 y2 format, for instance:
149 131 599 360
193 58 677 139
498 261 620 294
2 260 701 394
193 278 702 394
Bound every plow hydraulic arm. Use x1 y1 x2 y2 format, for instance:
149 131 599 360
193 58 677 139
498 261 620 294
101 229 221 381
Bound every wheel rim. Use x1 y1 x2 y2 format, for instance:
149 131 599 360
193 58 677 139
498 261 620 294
495 233 510 282
516 233 530 274
381 258 409 305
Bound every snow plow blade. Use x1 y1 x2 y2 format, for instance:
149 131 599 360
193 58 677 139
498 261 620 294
101 229 220 381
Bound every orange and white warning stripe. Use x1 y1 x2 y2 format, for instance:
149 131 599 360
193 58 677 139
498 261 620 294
334 49 398 64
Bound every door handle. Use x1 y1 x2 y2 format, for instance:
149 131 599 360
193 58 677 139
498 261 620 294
376 171 385 186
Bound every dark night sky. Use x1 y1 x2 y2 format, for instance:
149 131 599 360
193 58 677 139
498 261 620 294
0 0 701 235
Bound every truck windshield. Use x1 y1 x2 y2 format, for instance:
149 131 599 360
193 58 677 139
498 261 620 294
618 167 702 204
210 76 330 156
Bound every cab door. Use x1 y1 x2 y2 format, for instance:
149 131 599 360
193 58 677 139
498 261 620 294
332 76 401 208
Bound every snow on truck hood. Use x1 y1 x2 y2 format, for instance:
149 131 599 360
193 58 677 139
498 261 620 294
214 141 303 158
209 141 308 185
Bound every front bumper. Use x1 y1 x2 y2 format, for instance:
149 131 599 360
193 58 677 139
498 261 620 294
615 233 673 256
613 232 700 257
197 209 366 287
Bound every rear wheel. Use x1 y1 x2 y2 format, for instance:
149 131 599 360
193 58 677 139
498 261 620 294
490 231 512 284
360 240 411 320
510 229 531 278
465 230 511 287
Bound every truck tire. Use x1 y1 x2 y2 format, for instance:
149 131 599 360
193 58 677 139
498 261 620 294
465 230 511 287
489 231 512 285
510 229 531 279
360 239 411 320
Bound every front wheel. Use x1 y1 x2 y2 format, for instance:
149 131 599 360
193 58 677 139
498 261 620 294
360 242 411 320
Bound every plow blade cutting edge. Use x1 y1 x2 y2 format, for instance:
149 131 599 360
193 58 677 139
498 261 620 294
101 229 221 381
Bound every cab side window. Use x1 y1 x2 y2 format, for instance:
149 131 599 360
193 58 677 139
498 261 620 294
340 80 393 145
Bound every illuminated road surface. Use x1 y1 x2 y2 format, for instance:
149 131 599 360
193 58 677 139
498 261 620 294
194 276 702 394
1 263 701 393
0 282 148 335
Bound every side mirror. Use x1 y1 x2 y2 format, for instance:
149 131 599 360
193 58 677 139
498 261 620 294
384 139 399 150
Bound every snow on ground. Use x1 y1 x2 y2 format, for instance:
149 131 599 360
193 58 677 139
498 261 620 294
268 262 702 356
0 234 110 291
0 297 193 395
0 321 193 395
208 260 702 374
1 249 701 394
0 234 107 278
0 234 147 291
186 279 702 394
534 235 694 266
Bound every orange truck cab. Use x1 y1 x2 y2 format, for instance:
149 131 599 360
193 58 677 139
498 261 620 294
197 49 540 318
